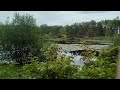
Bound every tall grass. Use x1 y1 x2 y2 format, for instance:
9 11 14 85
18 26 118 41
0 64 20 79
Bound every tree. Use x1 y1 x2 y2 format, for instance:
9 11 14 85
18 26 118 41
0 13 43 65
97 22 104 36
63 34 68 42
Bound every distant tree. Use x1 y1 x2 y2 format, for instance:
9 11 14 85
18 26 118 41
97 22 104 36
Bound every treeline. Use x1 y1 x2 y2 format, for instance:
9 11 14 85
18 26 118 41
40 16 120 39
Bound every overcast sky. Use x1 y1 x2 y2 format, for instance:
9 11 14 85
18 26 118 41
0 11 120 26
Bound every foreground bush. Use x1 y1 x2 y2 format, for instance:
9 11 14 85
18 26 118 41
74 47 118 79
21 56 79 79
0 47 118 79
0 64 20 79
113 35 120 46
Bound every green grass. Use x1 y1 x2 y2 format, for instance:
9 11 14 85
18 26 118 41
44 36 114 45
79 37 113 45
0 64 21 79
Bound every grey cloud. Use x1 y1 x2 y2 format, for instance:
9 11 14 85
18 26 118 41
0 11 120 26
17 11 63 25
75 11 112 14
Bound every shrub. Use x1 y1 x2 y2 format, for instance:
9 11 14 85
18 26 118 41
76 47 118 79
21 55 79 79
113 35 120 46
0 13 44 65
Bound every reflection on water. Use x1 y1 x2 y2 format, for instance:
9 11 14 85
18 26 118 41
72 56 85 66
58 51 85 66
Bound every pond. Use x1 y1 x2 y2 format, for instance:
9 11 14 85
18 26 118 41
0 44 110 65
57 51 95 67
57 44 110 67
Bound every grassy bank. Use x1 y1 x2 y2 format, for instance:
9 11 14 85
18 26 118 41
44 36 114 45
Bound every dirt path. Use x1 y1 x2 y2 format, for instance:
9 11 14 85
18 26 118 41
115 48 120 79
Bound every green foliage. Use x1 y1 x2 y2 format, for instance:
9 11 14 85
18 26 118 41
0 64 20 79
43 44 59 61
0 12 119 79
81 42 96 61
0 13 44 65
113 35 120 46
0 47 118 79
99 47 118 62
17 44 77 79
38 16 120 40
62 34 68 42
20 56 79 79
76 47 118 79
20 46 118 79
18 44 78 79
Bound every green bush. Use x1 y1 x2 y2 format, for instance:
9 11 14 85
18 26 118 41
0 46 118 79
113 35 120 46
21 56 79 79
0 13 44 65
0 64 20 79
75 47 118 79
